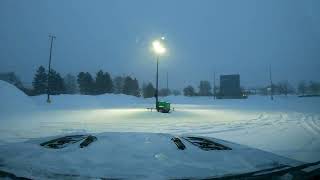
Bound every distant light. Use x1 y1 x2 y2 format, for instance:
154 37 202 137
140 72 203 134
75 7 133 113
152 40 166 55
161 36 165 40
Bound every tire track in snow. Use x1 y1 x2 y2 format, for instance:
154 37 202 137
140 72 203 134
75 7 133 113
301 114 320 136
310 115 320 132
245 112 274 129
181 113 270 136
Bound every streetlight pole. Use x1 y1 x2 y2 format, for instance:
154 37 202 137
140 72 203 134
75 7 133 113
47 34 56 103
152 39 166 111
213 71 216 99
155 56 159 111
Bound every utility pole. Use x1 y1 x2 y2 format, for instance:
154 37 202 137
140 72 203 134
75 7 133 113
47 34 56 103
166 72 169 90
269 64 274 100
213 71 216 99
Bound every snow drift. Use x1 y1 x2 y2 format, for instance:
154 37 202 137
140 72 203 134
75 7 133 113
0 80 35 114
31 93 151 110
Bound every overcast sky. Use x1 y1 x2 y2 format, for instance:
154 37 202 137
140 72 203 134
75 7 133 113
1 0 319 89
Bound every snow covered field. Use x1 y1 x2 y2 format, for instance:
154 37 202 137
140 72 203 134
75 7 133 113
1 80 320 164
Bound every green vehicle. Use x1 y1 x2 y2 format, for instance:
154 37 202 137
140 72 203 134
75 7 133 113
157 101 171 113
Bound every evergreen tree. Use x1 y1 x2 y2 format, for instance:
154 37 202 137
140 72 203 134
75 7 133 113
85 72 95 95
77 72 86 94
142 82 155 98
48 69 65 95
113 76 124 94
95 70 113 94
64 74 78 94
32 66 48 95
77 72 94 95
123 76 133 95
131 78 140 97
122 76 140 96
95 70 106 94
104 72 113 93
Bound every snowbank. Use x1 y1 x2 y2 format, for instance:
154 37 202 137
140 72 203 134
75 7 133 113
0 80 35 114
30 93 152 110
0 79 151 112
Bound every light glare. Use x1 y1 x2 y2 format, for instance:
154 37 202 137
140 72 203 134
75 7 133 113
152 40 166 55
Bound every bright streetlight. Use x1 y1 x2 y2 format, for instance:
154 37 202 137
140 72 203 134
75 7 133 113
152 40 166 55
152 38 166 111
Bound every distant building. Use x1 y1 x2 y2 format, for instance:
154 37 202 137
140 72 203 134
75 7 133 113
218 74 246 99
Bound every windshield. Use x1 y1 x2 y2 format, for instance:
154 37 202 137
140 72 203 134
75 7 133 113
0 0 319 179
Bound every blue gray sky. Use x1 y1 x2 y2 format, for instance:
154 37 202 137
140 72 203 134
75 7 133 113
1 0 319 89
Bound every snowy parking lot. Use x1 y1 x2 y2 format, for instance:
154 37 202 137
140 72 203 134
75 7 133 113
1 81 320 163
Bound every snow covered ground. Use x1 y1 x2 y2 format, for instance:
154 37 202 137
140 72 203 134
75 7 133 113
1 80 320 165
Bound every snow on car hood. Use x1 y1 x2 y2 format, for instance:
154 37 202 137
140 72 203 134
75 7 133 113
0 132 301 179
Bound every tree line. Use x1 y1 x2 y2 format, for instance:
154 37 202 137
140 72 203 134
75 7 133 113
2 67 319 98
252 80 320 96
182 80 320 97
297 81 320 96
31 66 181 98
183 81 213 96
